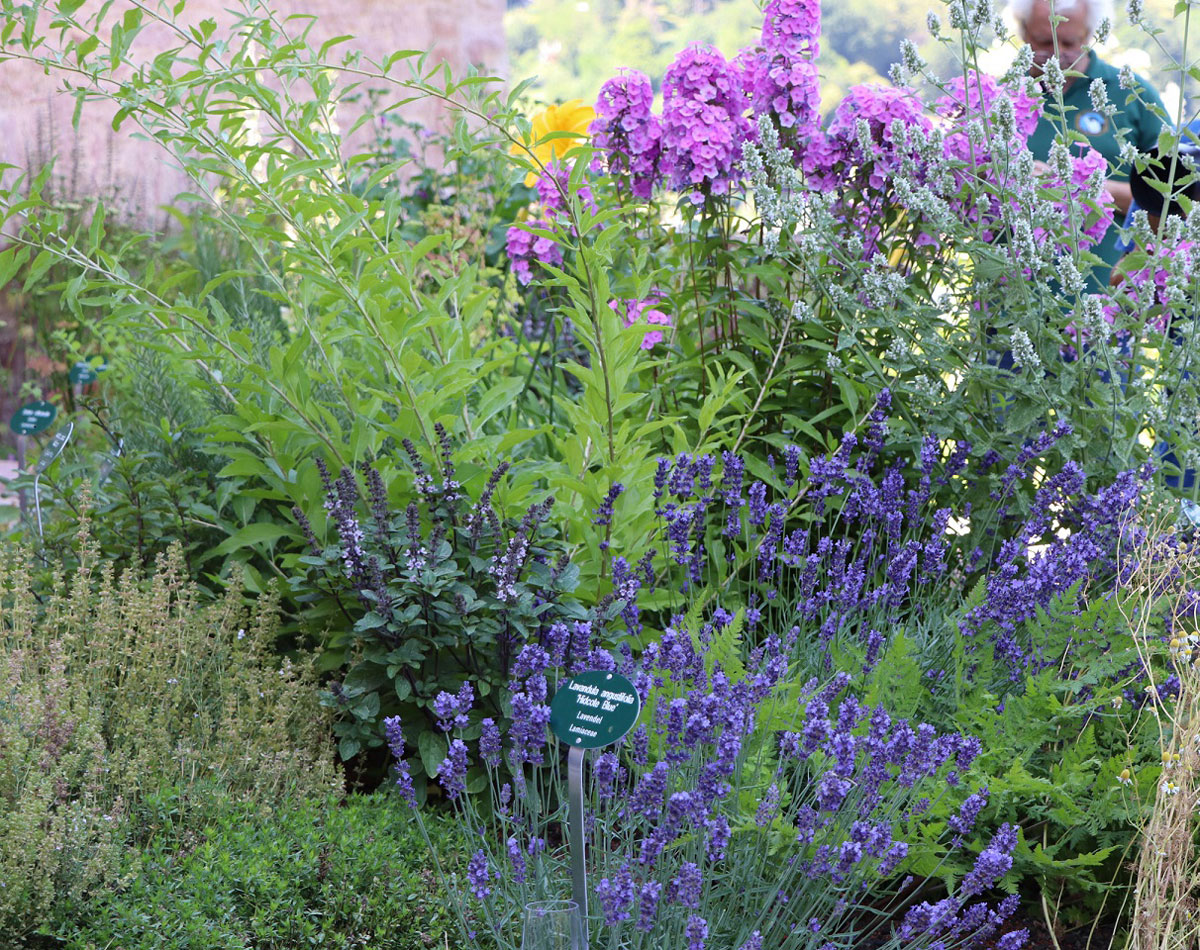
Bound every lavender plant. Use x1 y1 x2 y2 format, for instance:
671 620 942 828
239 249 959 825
387 631 1028 950
383 396 1162 946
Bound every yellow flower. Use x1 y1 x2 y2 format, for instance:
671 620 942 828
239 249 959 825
511 99 597 185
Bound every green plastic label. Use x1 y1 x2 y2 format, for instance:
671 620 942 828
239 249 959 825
549 670 641 749
69 360 101 385
9 401 57 436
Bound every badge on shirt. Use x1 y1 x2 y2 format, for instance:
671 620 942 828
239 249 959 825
1076 111 1109 136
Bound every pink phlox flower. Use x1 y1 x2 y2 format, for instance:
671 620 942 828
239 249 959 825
1110 239 1196 333
592 69 664 199
610 296 673 351
760 0 821 59
506 217 563 285
534 161 598 217
809 84 930 191
661 46 752 202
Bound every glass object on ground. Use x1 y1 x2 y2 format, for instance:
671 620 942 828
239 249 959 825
521 899 585 950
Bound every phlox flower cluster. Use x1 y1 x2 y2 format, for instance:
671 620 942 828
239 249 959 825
1106 239 1198 334
611 296 673 350
740 0 821 151
804 85 930 194
1052 146 1116 250
506 157 596 287
534 161 598 217
931 70 1041 240
660 45 752 203
590 69 663 199
505 217 563 286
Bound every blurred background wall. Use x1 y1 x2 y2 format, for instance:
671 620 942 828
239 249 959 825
0 0 508 227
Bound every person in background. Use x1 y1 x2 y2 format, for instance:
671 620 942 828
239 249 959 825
1012 0 1167 288
1115 121 1200 254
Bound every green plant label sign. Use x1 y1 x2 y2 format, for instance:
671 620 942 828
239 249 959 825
69 359 106 385
33 428 70 475
549 670 640 749
9 401 57 436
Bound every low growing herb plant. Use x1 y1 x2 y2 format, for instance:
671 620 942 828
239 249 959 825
0 504 338 940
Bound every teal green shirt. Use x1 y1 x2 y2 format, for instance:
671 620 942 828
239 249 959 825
1026 53 1166 284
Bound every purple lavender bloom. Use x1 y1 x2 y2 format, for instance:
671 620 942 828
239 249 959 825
594 482 625 528
948 787 990 837
756 783 781 827
467 849 493 900
721 451 745 504
784 444 802 487
544 622 569 665
383 715 418 806
705 813 731 861
748 481 768 526
506 835 526 884
959 824 1018 897
437 739 469 800
686 914 709 950
479 718 502 768
508 693 551 764
671 862 704 909
653 457 672 502
637 880 662 932
739 933 764 950
594 751 621 800
432 690 462 732
595 863 636 924
628 762 669 819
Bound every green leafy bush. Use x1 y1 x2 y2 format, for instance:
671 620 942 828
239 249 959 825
293 451 592 785
0 505 338 940
42 794 464 950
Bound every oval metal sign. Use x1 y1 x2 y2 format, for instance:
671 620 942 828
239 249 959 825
10 401 57 436
33 423 73 475
69 359 106 385
549 670 641 749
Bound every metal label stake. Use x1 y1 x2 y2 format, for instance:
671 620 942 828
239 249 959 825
567 744 588 944
33 422 73 540
548 670 642 950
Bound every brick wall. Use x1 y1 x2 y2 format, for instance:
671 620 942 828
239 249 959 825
0 0 507 438
0 0 507 220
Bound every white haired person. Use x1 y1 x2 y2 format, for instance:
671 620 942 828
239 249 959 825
1011 0 1167 288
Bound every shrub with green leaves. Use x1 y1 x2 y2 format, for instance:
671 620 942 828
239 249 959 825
41 794 464 950
292 448 594 787
0 505 338 940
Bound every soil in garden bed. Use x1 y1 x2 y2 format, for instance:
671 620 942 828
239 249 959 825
998 911 1119 950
